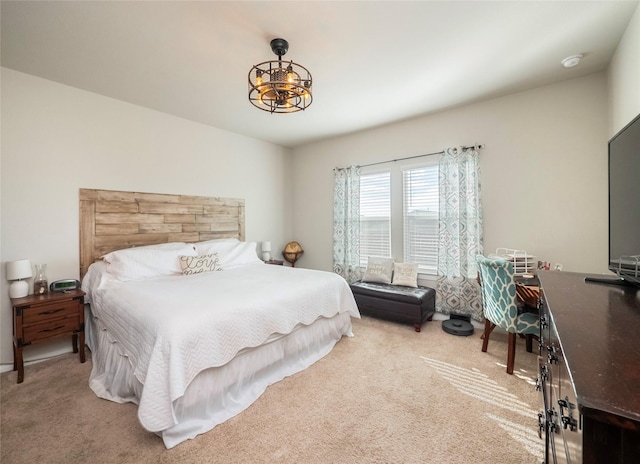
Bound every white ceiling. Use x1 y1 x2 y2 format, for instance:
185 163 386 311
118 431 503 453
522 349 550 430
1 1 638 148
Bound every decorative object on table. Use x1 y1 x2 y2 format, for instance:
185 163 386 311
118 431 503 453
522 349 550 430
6 259 32 298
50 279 81 292
261 241 272 261
538 260 554 271
282 241 304 267
248 38 313 114
493 248 536 276
33 263 48 295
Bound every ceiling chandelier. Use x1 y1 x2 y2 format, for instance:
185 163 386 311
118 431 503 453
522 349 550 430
248 38 313 113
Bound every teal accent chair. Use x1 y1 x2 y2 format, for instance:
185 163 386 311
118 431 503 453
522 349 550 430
475 255 539 375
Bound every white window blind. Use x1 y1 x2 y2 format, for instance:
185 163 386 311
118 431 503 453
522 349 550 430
403 165 439 273
359 172 391 267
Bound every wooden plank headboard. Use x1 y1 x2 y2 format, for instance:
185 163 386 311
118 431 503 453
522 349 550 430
79 188 245 278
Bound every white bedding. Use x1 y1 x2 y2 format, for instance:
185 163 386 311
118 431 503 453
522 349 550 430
83 261 360 444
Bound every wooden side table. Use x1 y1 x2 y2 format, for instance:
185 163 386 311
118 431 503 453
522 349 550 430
11 289 86 384
265 259 284 265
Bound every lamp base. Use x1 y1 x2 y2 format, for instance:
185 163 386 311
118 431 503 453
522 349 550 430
262 251 271 262
9 280 29 299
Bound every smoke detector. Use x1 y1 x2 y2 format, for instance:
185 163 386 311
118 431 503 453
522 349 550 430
561 55 582 68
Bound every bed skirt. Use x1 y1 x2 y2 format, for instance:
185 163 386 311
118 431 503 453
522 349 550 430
85 308 354 448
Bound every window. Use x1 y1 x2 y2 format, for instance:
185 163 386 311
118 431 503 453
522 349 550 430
403 165 439 273
359 172 391 267
359 161 439 275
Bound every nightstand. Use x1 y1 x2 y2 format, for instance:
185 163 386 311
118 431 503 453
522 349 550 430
265 259 284 266
11 289 86 384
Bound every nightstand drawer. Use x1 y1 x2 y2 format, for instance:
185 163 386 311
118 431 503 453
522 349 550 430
23 316 80 343
22 300 80 325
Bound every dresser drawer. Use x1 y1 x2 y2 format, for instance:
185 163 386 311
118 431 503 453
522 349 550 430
22 300 80 325
23 316 80 343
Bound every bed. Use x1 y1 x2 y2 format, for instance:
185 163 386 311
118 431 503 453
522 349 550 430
79 189 360 448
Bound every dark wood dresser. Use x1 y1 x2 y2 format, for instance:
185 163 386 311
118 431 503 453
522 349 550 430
537 271 640 463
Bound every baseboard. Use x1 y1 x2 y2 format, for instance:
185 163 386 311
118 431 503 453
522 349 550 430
0 364 13 374
0 345 76 373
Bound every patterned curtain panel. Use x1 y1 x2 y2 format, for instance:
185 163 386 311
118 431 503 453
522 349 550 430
436 146 484 321
333 166 362 283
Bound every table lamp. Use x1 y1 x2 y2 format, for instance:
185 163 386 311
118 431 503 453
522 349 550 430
7 259 32 298
262 241 271 261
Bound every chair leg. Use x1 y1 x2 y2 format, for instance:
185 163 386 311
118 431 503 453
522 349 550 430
481 319 495 352
525 334 533 353
506 332 516 375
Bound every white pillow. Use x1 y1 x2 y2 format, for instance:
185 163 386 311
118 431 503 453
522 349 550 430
219 241 262 269
362 257 394 284
194 238 240 255
392 262 418 288
102 242 197 281
179 253 222 275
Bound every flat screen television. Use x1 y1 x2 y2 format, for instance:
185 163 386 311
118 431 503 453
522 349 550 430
588 112 640 287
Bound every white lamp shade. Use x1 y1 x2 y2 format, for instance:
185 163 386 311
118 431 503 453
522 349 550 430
262 241 272 252
7 260 32 298
7 259 32 281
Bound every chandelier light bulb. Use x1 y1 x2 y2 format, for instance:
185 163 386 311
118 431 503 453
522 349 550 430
286 64 295 83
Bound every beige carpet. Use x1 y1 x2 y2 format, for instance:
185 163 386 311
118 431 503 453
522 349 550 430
1 316 544 463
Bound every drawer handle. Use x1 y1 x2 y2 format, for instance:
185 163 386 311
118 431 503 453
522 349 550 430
39 325 65 333
41 308 65 315
540 314 548 329
558 397 578 432
547 408 558 434
537 412 545 439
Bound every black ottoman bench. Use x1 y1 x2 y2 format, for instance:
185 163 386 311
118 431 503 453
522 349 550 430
349 281 436 332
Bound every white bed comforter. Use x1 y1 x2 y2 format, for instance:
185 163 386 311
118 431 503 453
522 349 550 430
84 262 359 432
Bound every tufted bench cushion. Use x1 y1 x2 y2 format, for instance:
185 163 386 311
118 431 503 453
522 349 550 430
349 281 436 332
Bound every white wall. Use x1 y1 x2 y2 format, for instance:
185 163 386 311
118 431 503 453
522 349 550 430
0 68 293 367
291 73 609 277
608 2 640 136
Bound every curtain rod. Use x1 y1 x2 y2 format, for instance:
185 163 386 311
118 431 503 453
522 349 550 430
336 144 484 170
